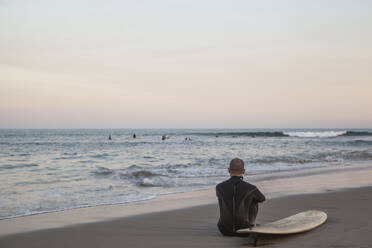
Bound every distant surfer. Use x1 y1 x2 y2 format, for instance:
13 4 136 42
108 134 112 140
162 135 166 140
216 158 265 236
133 133 136 139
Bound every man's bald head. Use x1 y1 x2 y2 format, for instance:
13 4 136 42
228 158 245 175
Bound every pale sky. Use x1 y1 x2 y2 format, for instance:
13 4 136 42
1 0 371 128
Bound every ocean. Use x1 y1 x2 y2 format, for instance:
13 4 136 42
1 128 372 220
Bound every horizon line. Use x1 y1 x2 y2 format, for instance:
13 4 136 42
0 127 371 130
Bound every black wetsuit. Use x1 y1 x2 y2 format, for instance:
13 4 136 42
216 176 265 236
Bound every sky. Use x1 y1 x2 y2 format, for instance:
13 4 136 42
1 0 371 128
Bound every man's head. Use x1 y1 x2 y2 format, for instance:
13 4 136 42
228 158 245 176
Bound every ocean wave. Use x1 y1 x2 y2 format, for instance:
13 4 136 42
89 153 116 159
92 165 180 187
62 152 78 156
119 168 170 187
126 164 143 170
194 131 287 137
342 140 372 146
92 166 115 177
285 130 372 138
8 153 30 157
93 166 162 179
341 151 372 161
15 177 83 186
78 160 98 164
130 170 160 178
138 178 165 187
251 150 372 165
54 156 79 160
342 131 372 136
312 150 372 162
252 157 313 164
191 130 372 138
283 131 347 138
0 163 39 170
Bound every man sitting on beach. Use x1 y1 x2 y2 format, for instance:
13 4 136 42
216 158 265 236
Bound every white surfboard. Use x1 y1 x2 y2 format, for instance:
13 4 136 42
237 210 327 235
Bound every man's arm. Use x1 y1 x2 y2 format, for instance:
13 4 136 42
253 187 265 202
216 184 222 198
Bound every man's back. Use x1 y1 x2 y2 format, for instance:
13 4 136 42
216 176 265 236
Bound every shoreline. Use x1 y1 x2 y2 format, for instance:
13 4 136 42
1 163 372 237
2 163 371 221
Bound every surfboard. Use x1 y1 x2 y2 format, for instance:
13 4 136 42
237 210 327 235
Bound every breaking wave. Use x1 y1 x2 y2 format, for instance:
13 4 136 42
283 131 347 138
193 130 372 138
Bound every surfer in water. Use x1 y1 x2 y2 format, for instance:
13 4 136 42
216 158 265 236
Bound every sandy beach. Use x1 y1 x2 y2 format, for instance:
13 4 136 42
1 186 372 247
1 164 372 247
